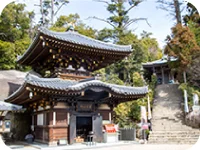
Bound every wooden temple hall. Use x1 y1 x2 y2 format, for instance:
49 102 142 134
5 28 148 145
142 56 177 84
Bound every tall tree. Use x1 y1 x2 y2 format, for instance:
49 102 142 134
157 0 183 24
0 2 30 42
184 3 200 46
165 24 200 82
38 0 69 26
0 2 31 70
93 0 149 42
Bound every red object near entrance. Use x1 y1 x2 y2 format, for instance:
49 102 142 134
104 124 116 133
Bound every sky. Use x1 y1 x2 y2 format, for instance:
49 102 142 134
15 0 188 49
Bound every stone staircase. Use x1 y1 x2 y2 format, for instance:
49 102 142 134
148 84 200 144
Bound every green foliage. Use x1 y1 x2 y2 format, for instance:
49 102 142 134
51 14 97 38
53 14 79 27
0 3 32 70
93 69 124 85
114 101 141 127
140 36 162 61
179 83 200 107
0 2 30 42
14 37 31 56
188 21 200 46
96 0 145 42
132 72 144 87
0 40 15 69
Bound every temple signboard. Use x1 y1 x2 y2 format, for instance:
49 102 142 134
77 102 94 112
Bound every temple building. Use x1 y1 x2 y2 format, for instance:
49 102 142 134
0 101 22 134
142 56 177 84
5 28 148 145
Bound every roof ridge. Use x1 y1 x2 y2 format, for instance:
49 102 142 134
39 27 132 50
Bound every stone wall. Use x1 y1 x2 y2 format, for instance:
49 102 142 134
10 112 31 140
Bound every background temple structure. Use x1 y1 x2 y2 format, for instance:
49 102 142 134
0 70 26 135
142 56 177 84
5 28 148 145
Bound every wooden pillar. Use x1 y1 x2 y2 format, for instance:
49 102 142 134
153 66 155 73
67 113 70 125
161 66 165 84
53 112 56 126
2 120 4 133
31 115 34 131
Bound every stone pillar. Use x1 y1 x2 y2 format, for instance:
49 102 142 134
161 66 165 84
109 112 112 123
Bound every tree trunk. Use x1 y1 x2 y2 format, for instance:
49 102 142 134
173 0 182 24
40 0 45 26
51 0 54 25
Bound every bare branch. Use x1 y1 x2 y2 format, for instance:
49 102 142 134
93 0 110 5
126 4 137 13
124 18 151 29
87 16 116 28
157 0 173 6
126 0 144 13
54 2 66 16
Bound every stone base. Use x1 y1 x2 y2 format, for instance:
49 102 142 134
185 111 200 128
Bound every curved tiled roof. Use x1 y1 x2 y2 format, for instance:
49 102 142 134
39 27 132 52
0 101 22 111
5 74 148 102
26 74 148 95
17 28 132 65
142 56 177 67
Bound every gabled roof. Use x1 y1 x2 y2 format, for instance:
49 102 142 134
17 28 132 66
142 56 177 68
5 74 148 104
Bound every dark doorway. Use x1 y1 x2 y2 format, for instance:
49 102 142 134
76 116 92 140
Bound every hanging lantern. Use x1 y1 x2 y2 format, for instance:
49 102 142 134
42 41 45 47
29 91 33 99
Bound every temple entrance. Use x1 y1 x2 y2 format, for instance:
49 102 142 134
76 116 92 141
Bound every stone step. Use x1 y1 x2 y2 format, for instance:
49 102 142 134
149 84 200 144
148 140 197 144
152 124 196 129
150 130 200 133
148 137 199 142
149 134 200 138
152 127 198 131
150 131 200 134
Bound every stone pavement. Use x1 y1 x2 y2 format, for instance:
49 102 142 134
9 142 195 150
